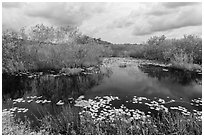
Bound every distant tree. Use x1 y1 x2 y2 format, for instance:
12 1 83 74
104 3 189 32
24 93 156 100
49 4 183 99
147 35 166 46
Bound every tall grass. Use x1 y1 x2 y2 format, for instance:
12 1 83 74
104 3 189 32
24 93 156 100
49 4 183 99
2 111 49 135
40 105 81 134
2 106 202 135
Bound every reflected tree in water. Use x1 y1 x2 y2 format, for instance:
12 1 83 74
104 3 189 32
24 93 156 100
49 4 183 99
138 64 201 85
2 68 113 103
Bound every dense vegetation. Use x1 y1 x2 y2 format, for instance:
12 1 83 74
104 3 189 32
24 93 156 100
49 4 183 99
2 24 111 74
2 105 202 135
110 35 202 70
2 24 202 74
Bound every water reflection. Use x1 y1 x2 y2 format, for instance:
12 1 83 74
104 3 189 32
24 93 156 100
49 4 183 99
3 69 112 103
86 64 201 102
2 69 113 127
2 61 202 128
138 64 202 85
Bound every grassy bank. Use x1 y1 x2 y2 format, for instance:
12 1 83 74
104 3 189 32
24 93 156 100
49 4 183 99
2 105 202 135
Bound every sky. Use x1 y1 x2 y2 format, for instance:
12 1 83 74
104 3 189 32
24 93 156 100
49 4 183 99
2 2 202 44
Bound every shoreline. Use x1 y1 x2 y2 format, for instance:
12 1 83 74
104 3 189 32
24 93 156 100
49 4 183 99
2 57 202 76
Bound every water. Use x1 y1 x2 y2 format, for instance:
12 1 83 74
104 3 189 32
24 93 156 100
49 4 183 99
2 58 202 127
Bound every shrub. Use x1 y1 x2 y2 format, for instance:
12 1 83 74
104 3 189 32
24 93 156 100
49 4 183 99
126 35 202 69
2 24 109 73
2 25 202 73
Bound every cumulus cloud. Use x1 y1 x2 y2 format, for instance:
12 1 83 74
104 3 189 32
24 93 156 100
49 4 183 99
145 7 174 16
2 2 24 8
2 2 202 43
2 2 107 30
148 6 201 31
162 2 200 8
25 3 106 26
107 2 201 36
110 17 134 28
132 3 202 35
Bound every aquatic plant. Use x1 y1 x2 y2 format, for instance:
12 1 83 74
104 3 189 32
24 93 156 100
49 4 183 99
2 95 202 135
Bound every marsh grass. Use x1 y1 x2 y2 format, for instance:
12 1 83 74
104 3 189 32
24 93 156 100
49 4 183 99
3 105 201 135
40 105 81 135
42 111 200 135
2 111 48 135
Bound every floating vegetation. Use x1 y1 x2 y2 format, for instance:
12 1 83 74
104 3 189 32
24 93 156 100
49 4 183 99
7 107 29 114
22 109 29 113
12 96 52 105
27 100 33 103
56 100 64 105
193 109 202 120
162 68 168 71
2 95 202 135
37 96 43 99
74 95 202 124
191 98 202 105
158 98 165 103
13 98 24 103
4 94 202 132
8 95 202 119
36 100 43 103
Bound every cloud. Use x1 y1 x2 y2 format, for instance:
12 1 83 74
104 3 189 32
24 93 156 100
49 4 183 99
162 2 200 8
2 2 23 8
110 17 134 28
152 7 201 30
25 3 106 26
2 4 31 31
2 2 107 31
2 2 202 43
145 9 173 16
132 3 202 35
108 3 201 36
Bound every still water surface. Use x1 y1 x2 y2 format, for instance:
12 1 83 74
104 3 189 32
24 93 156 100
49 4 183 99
2 58 202 126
